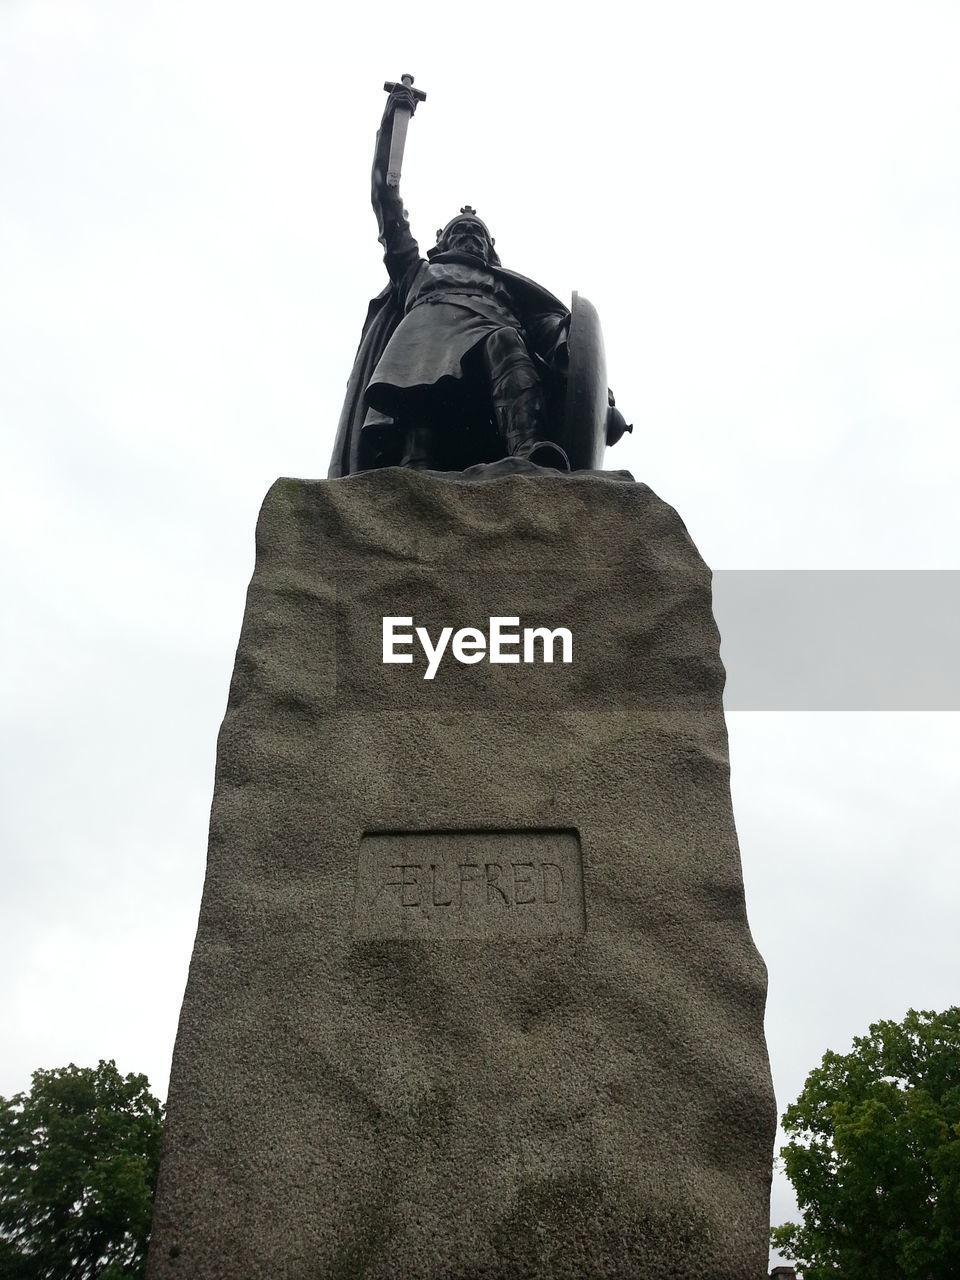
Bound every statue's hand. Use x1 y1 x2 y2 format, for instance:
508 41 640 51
382 84 419 125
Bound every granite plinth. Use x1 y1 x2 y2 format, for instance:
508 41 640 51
147 466 775 1279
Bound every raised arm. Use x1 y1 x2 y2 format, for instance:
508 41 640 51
371 84 423 291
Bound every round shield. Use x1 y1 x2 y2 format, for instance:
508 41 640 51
559 291 608 470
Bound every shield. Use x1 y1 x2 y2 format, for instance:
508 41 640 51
558 292 608 470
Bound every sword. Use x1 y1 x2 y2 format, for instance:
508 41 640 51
382 73 426 188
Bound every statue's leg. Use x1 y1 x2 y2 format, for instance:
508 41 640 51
399 423 442 470
482 328 570 471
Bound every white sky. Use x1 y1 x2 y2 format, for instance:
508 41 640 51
2 0 958 1267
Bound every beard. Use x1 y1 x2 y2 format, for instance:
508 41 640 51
448 233 487 259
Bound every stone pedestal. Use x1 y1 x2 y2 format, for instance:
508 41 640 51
147 466 775 1279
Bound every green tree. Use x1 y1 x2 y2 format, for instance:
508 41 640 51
771 1007 960 1279
0 1060 164 1279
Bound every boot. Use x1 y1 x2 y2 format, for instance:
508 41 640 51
505 430 571 471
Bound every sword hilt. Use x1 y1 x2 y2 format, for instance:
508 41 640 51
382 73 427 105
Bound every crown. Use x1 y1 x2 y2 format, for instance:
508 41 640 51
435 206 493 242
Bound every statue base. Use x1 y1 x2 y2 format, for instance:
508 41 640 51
147 467 775 1279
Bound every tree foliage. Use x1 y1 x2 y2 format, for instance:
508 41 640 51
771 1007 960 1279
0 1060 164 1279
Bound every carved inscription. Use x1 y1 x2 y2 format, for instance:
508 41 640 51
352 830 585 939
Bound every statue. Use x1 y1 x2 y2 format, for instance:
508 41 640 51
328 75 631 478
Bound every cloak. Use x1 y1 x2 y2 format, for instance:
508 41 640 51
328 258 571 478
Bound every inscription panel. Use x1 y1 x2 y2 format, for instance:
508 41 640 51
352 830 585 939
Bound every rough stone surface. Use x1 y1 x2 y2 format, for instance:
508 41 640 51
147 466 775 1280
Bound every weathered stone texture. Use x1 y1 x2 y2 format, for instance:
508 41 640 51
147 465 775 1279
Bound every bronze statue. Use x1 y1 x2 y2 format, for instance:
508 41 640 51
329 76 630 477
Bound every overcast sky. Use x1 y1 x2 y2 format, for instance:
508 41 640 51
2 0 958 1267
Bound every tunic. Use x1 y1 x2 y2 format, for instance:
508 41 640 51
365 257 522 413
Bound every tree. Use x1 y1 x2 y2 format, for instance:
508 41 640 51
0 1060 164 1279
771 1007 960 1279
